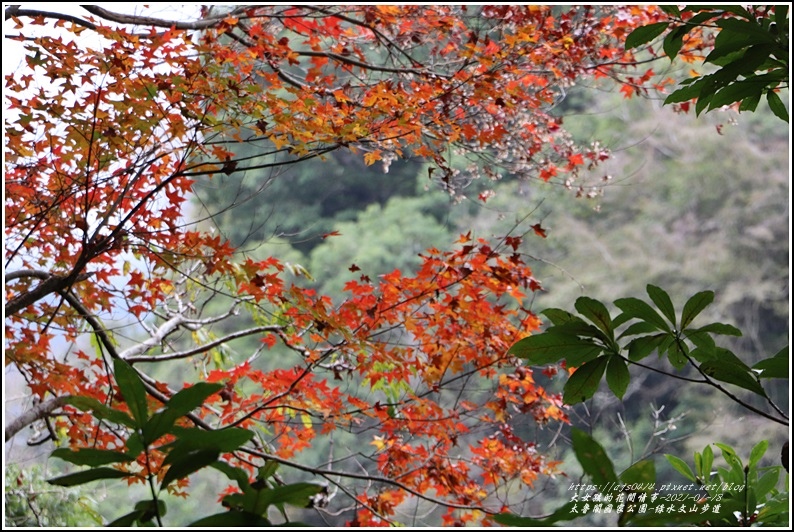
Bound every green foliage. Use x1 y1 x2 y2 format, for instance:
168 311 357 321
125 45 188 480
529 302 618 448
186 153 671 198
494 502 579 527
657 441 788 526
144 382 228 444
497 434 788 527
626 5 789 121
48 467 135 487
563 356 609 404
502 76 788 527
625 22 671 50
5 463 104 527
753 346 789 380
510 285 786 414
501 286 788 526
48 358 321 527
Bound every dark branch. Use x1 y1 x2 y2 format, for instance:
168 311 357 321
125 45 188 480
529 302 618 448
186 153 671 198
4 5 97 30
5 270 93 317
5 395 74 442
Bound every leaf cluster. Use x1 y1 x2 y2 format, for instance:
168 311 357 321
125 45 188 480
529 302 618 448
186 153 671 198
626 5 789 121
665 440 789 526
502 285 788 526
48 359 320 527
509 285 787 416
497 432 788 526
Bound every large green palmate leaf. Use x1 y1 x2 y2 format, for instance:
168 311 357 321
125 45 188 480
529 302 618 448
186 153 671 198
574 296 614 339
614 297 670 332
160 449 220 490
113 358 149 427
50 448 134 467
624 22 669 49
48 467 133 487
753 346 789 379
508 333 602 367
646 284 676 325
165 426 254 454
700 359 766 396
493 503 580 527
571 428 618 486
562 356 610 405
605 356 630 399
563 356 609 404
63 396 135 428
143 382 223 444
680 290 714 329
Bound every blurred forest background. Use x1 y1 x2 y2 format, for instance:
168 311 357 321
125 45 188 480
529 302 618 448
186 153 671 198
5 77 789 525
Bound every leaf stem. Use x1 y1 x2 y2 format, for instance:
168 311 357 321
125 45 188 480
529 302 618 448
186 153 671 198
142 440 164 527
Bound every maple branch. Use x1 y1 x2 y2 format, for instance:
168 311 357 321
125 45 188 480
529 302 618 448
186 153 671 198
305 5 424 67
238 444 496 514
58 288 119 361
78 5 247 31
4 269 52 282
119 313 193 360
318 477 385 522
33 263 538 518
90 144 162 244
53 284 221 422
180 144 339 178
124 324 285 364
5 270 93 317
4 5 96 30
5 395 74 442
108 160 204 248
294 49 429 76
233 33 309 92
229 355 326 428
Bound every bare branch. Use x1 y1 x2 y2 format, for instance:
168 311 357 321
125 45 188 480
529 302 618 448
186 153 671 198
5 271 93 317
119 313 189 360
294 49 430 76
5 396 73 442
124 324 284 364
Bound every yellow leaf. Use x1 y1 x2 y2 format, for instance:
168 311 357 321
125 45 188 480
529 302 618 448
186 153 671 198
269 134 291 150
371 436 386 451
363 150 382 166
